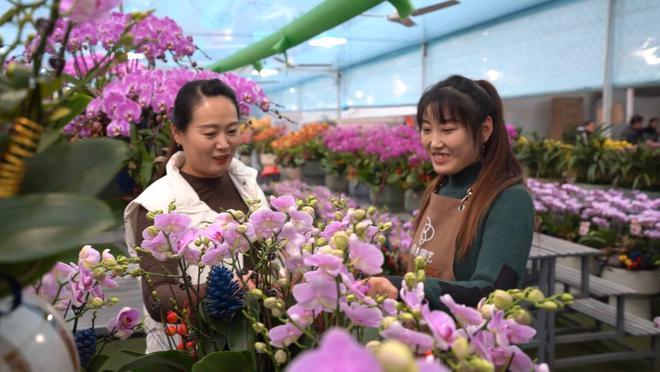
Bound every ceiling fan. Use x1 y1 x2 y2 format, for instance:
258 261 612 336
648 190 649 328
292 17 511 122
364 0 460 27
273 56 336 74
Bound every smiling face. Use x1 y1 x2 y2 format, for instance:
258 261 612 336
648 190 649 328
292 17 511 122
420 107 493 176
172 95 241 178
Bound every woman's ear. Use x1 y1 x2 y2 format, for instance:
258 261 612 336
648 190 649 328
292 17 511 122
481 116 494 144
171 125 182 147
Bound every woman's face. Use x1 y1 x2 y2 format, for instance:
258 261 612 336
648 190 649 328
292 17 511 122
173 95 241 178
420 108 490 176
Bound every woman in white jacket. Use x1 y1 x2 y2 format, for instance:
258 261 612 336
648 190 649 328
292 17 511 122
124 79 268 353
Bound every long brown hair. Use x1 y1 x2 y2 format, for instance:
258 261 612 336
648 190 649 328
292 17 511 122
414 75 523 259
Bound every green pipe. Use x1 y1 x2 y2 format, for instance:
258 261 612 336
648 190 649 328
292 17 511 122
208 0 414 72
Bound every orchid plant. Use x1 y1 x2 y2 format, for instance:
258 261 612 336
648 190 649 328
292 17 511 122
30 191 571 371
528 179 660 270
29 245 142 369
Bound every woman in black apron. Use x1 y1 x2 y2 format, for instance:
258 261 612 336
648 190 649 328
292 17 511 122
367 75 534 310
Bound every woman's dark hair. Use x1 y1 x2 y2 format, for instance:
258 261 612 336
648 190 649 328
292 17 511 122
156 79 240 179
173 79 240 132
630 114 644 126
414 75 524 259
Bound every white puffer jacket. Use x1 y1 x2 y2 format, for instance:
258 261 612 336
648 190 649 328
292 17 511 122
123 151 268 353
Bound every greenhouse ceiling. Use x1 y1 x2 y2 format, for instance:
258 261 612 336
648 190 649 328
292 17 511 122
1 0 554 89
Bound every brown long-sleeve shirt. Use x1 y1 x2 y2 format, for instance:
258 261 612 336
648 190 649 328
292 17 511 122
136 170 249 322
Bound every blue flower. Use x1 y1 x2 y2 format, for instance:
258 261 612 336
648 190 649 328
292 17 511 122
204 265 245 321
74 328 96 367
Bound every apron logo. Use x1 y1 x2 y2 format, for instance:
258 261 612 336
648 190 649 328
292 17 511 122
411 216 435 263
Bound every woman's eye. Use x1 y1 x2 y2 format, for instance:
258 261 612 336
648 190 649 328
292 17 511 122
227 129 238 136
421 128 432 134
441 128 455 134
203 132 216 138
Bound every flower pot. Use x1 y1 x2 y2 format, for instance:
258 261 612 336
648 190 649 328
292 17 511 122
369 185 404 211
325 174 348 193
281 167 302 181
348 180 370 202
404 189 423 212
603 266 660 320
259 153 277 167
301 160 324 185
0 294 80 371
601 266 660 295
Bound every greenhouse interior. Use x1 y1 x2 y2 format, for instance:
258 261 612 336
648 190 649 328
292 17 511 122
1 0 660 371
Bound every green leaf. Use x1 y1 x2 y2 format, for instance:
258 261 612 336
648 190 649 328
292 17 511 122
22 138 129 196
53 93 93 128
192 351 253 372
0 257 61 297
86 354 110 372
0 7 18 24
117 350 195 372
36 127 66 153
120 350 146 357
0 88 28 113
227 313 253 352
0 193 115 263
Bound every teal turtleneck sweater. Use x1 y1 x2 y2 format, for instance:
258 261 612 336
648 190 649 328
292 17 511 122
391 161 534 310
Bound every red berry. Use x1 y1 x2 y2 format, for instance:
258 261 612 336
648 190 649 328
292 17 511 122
185 341 194 350
166 311 178 324
176 341 184 350
177 324 188 335
166 325 177 336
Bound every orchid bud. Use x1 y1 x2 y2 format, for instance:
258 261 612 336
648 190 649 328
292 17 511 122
416 270 426 282
365 340 381 351
116 256 129 265
249 289 264 298
276 278 289 288
351 209 366 222
539 301 558 311
101 249 117 266
345 294 356 302
230 210 246 221
375 235 387 245
355 220 371 236
479 303 496 319
145 226 159 237
451 336 471 359
379 222 393 232
492 290 513 309
399 312 414 322
263 297 278 309
167 201 176 212
403 272 417 288
255 342 268 354
468 357 495 372
414 256 427 271
236 225 248 234
296 200 304 207
511 308 532 325
108 297 119 305
303 244 314 253
302 206 315 216
271 308 284 318
274 349 287 365
526 288 544 303
381 316 397 329
92 268 106 281
367 206 376 216
331 231 349 251
252 322 266 334
89 297 104 308
560 293 574 303
315 238 327 246
375 340 416 372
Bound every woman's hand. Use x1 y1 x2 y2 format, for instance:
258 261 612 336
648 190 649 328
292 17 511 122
364 277 398 299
